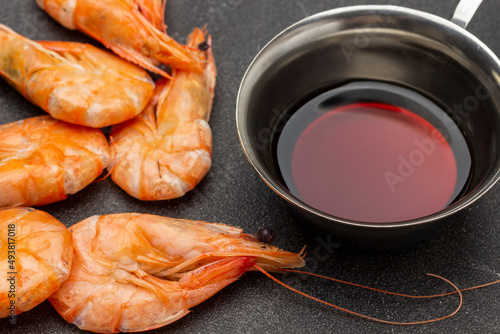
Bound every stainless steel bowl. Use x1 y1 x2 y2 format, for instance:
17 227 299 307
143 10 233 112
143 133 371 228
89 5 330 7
236 1 500 249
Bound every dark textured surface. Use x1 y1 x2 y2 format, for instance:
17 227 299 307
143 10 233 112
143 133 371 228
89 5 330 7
0 0 499 333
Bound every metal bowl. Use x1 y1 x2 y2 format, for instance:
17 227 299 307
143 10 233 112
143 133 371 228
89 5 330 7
236 4 500 249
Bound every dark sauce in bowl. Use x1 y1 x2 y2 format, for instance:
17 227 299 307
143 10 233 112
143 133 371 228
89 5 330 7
276 81 471 222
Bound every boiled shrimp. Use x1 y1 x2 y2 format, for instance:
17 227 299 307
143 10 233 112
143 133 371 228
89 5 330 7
0 208 73 318
49 213 305 333
36 0 201 77
0 116 110 208
109 28 216 200
0 23 154 128
48 213 500 332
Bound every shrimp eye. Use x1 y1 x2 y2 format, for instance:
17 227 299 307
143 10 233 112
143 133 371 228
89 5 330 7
258 228 276 244
198 41 210 51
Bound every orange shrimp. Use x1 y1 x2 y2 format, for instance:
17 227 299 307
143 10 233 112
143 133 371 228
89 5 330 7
0 23 154 128
109 28 216 200
0 208 73 318
0 116 110 208
36 0 201 77
49 213 304 333
45 212 500 332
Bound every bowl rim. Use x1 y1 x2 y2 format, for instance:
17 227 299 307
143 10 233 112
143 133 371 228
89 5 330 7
236 5 500 229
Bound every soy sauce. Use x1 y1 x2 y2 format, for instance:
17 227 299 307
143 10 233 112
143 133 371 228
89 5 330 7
276 81 471 223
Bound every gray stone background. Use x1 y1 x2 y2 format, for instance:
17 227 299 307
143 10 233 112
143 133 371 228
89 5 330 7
0 1 498 333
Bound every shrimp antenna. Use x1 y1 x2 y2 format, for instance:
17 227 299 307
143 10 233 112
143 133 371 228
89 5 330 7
277 268 500 298
254 264 464 325
93 136 116 183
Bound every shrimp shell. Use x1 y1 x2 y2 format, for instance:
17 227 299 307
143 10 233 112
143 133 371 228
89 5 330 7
36 0 201 77
0 23 154 128
49 213 305 333
0 208 73 318
109 28 216 200
0 116 110 207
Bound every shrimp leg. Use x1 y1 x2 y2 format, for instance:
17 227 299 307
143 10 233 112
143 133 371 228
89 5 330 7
136 0 167 32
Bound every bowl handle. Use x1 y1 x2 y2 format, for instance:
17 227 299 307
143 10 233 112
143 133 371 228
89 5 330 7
451 0 484 28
